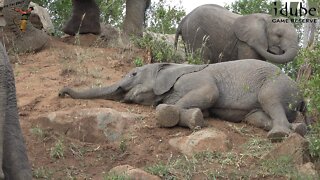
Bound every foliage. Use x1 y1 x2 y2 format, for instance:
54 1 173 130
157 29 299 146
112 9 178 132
145 163 174 179
260 156 295 176
32 0 72 35
103 173 129 180
50 139 65 159
294 44 320 159
133 57 144 67
132 33 183 63
32 0 125 35
225 0 274 14
97 0 125 27
32 0 185 36
146 0 186 34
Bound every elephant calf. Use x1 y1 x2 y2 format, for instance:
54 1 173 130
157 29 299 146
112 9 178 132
59 60 306 141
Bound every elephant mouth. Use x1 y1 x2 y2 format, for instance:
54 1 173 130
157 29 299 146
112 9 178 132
268 47 284 55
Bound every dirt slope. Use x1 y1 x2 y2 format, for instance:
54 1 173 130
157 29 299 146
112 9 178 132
11 37 305 179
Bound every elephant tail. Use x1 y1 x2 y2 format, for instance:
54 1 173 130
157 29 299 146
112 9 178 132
174 21 182 50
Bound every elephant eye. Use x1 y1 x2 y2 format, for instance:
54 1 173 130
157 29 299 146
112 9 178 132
130 72 137 77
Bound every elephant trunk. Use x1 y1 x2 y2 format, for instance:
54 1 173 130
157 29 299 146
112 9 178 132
59 84 125 101
255 45 298 64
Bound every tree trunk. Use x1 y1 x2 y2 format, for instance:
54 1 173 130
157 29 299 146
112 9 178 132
3 0 49 53
123 0 150 37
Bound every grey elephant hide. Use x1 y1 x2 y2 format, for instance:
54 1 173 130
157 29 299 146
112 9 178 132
59 60 306 140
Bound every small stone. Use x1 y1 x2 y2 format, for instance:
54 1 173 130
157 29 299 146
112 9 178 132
297 162 318 177
109 165 161 180
169 128 230 156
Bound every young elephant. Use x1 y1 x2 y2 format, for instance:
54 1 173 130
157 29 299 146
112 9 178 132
59 60 306 141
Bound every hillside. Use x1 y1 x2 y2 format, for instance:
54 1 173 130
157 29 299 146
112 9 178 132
12 36 317 179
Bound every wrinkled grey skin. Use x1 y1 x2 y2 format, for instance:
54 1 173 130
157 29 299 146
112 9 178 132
123 0 151 37
174 4 299 64
3 0 49 53
0 42 32 180
59 60 304 140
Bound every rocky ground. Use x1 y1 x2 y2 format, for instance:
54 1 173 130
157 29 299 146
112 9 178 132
10 36 319 179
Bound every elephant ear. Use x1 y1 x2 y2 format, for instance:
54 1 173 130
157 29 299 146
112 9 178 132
233 14 269 50
154 64 208 95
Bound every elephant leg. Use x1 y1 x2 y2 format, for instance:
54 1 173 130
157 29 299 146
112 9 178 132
244 110 272 131
0 46 7 180
0 43 32 179
155 104 204 130
3 0 49 53
175 85 219 110
173 85 218 129
63 0 101 36
258 87 292 141
245 109 307 137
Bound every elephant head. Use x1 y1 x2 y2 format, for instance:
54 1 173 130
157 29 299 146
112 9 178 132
59 63 207 105
233 14 298 63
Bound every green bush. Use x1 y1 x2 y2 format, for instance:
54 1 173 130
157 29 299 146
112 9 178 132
295 44 320 159
132 33 183 63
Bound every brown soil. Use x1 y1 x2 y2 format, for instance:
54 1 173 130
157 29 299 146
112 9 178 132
12 36 276 179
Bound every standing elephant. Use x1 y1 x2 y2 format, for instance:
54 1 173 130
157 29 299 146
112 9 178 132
3 0 49 53
59 60 306 141
174 4 299 64
63 0 151 37
63 0 101 36
0 42 32 179
123 0 151 37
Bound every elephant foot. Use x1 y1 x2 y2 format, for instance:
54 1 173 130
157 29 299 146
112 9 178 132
267 126 291 142
179 108 204 130
155 104 180 127
291 123 307 137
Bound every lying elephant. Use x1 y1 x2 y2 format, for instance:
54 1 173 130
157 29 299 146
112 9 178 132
0 42 32 179
174 4 299 64
59 60 306 141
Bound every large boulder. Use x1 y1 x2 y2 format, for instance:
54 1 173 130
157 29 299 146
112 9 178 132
262 133 311 164
169 128 230 156
34 108 144 143
29 2 54 34
0 1 53 34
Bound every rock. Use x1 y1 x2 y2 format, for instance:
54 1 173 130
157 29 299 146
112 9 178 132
35 108 143 143
169 128 230 156
109 165 161 180
262 133 310 164
29 2 54 34
297 162 318 177
0 1 53 33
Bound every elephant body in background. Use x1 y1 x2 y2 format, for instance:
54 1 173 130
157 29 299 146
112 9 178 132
0 42 32 179
60 60 305 140
63 0 101 36
2 0 49 53
175 4 299 64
